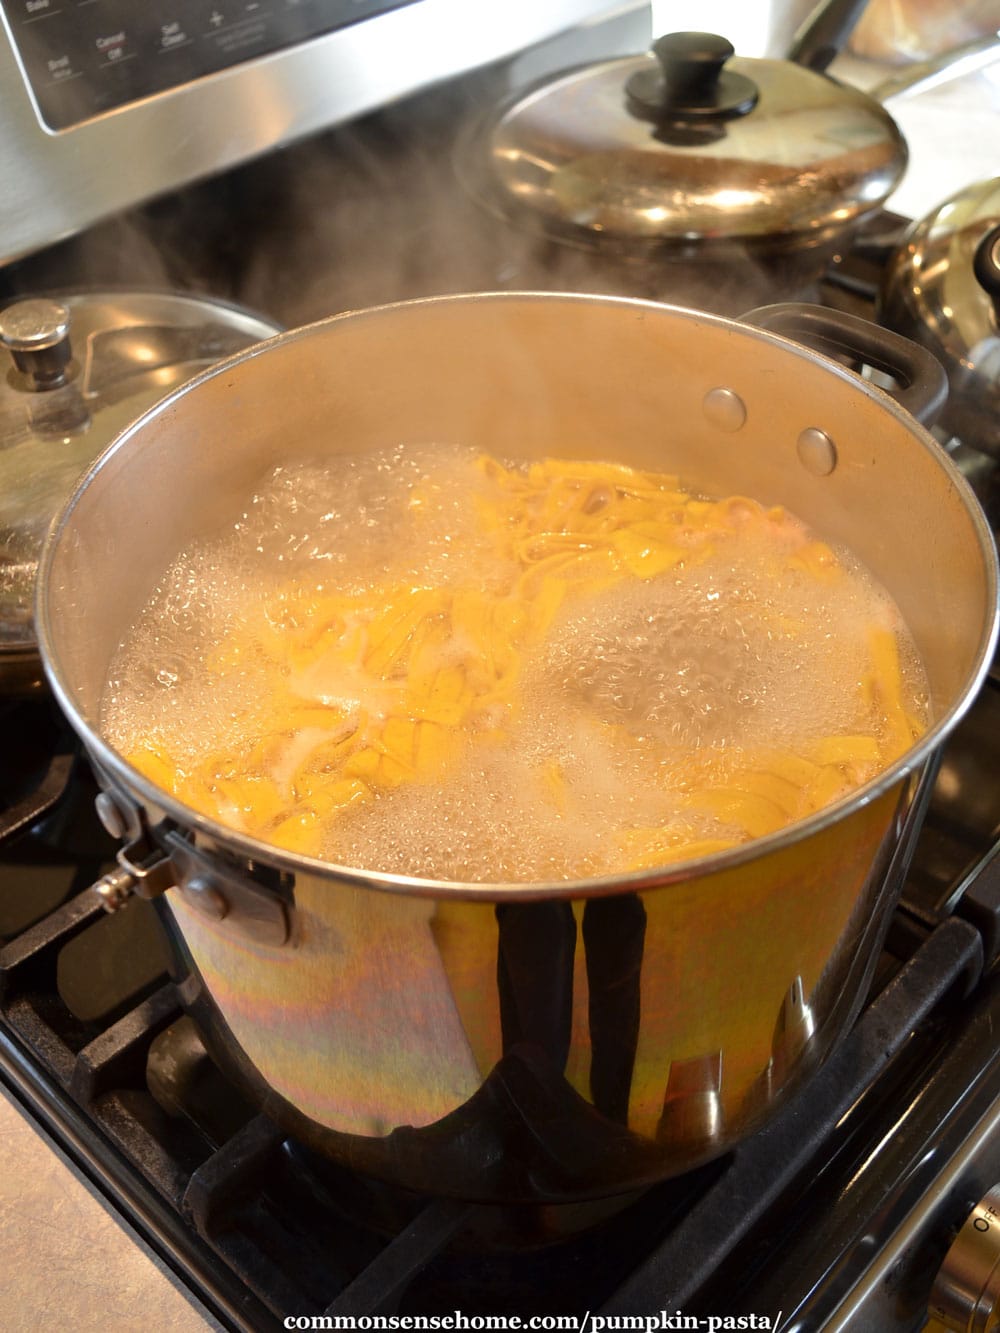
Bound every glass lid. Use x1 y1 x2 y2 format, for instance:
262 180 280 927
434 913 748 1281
0 289 280 675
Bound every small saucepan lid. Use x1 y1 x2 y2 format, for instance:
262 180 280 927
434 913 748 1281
456 31 908 259
0 288 280 693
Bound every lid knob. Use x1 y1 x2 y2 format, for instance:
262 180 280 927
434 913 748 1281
0 297 72 388
626 32 759 123
973 222 1000 322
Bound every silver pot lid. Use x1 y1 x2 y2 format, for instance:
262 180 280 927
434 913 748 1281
879 177 1000 457
0 289 280 685
457 32 907 255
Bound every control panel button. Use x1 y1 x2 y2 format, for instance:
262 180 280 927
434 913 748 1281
2 0 421 130
930 1184 1000 1331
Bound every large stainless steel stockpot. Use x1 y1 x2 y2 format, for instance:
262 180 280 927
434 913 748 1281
36 293 998 1204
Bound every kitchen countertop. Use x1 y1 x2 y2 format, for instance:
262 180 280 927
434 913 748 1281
0 1087 221 1331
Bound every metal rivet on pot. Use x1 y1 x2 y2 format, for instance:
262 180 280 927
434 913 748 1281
796 428 838 476
181 876 229 922
702 387 747 433
94 790 130 841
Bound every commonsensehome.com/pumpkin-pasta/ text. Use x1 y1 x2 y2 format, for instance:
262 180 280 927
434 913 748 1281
281 1313 783 1331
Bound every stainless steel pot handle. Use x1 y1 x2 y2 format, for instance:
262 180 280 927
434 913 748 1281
742 301 949 426
786 0 870 72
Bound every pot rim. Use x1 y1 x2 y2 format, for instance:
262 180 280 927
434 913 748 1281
35 290 1000 902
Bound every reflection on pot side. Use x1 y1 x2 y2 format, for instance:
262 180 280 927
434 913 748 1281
163 775 905 1200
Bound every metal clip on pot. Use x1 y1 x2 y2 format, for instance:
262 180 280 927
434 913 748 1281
90 787 291 947
744 302 949 426
165 832 291 948
91 828 175 913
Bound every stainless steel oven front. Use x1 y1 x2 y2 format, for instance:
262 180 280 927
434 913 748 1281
0 0 645 266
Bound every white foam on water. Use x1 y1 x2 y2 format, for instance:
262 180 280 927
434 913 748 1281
102 444 930 882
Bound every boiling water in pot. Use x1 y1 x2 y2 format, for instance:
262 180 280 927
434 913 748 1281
102 443 930 881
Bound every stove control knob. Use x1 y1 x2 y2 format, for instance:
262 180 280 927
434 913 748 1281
930 1185 1000 1331
0 297 72 388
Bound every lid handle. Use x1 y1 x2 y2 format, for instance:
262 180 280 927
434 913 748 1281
654 33 733 105
973 223 1000 322
787 0 871 73
626 32 758 123
0 298 72 389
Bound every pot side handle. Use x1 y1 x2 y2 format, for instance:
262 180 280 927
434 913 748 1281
742 302 949 427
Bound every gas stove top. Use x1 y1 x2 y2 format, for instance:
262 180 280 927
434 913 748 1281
2 11 1000 1329
2 243 999 1322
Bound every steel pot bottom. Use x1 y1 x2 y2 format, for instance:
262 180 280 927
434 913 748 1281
38 293 997 1203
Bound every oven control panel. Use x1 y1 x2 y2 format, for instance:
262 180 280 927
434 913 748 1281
0 0 644 268
3 0 418 129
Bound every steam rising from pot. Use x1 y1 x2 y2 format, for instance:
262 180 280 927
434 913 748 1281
1 69 793 327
